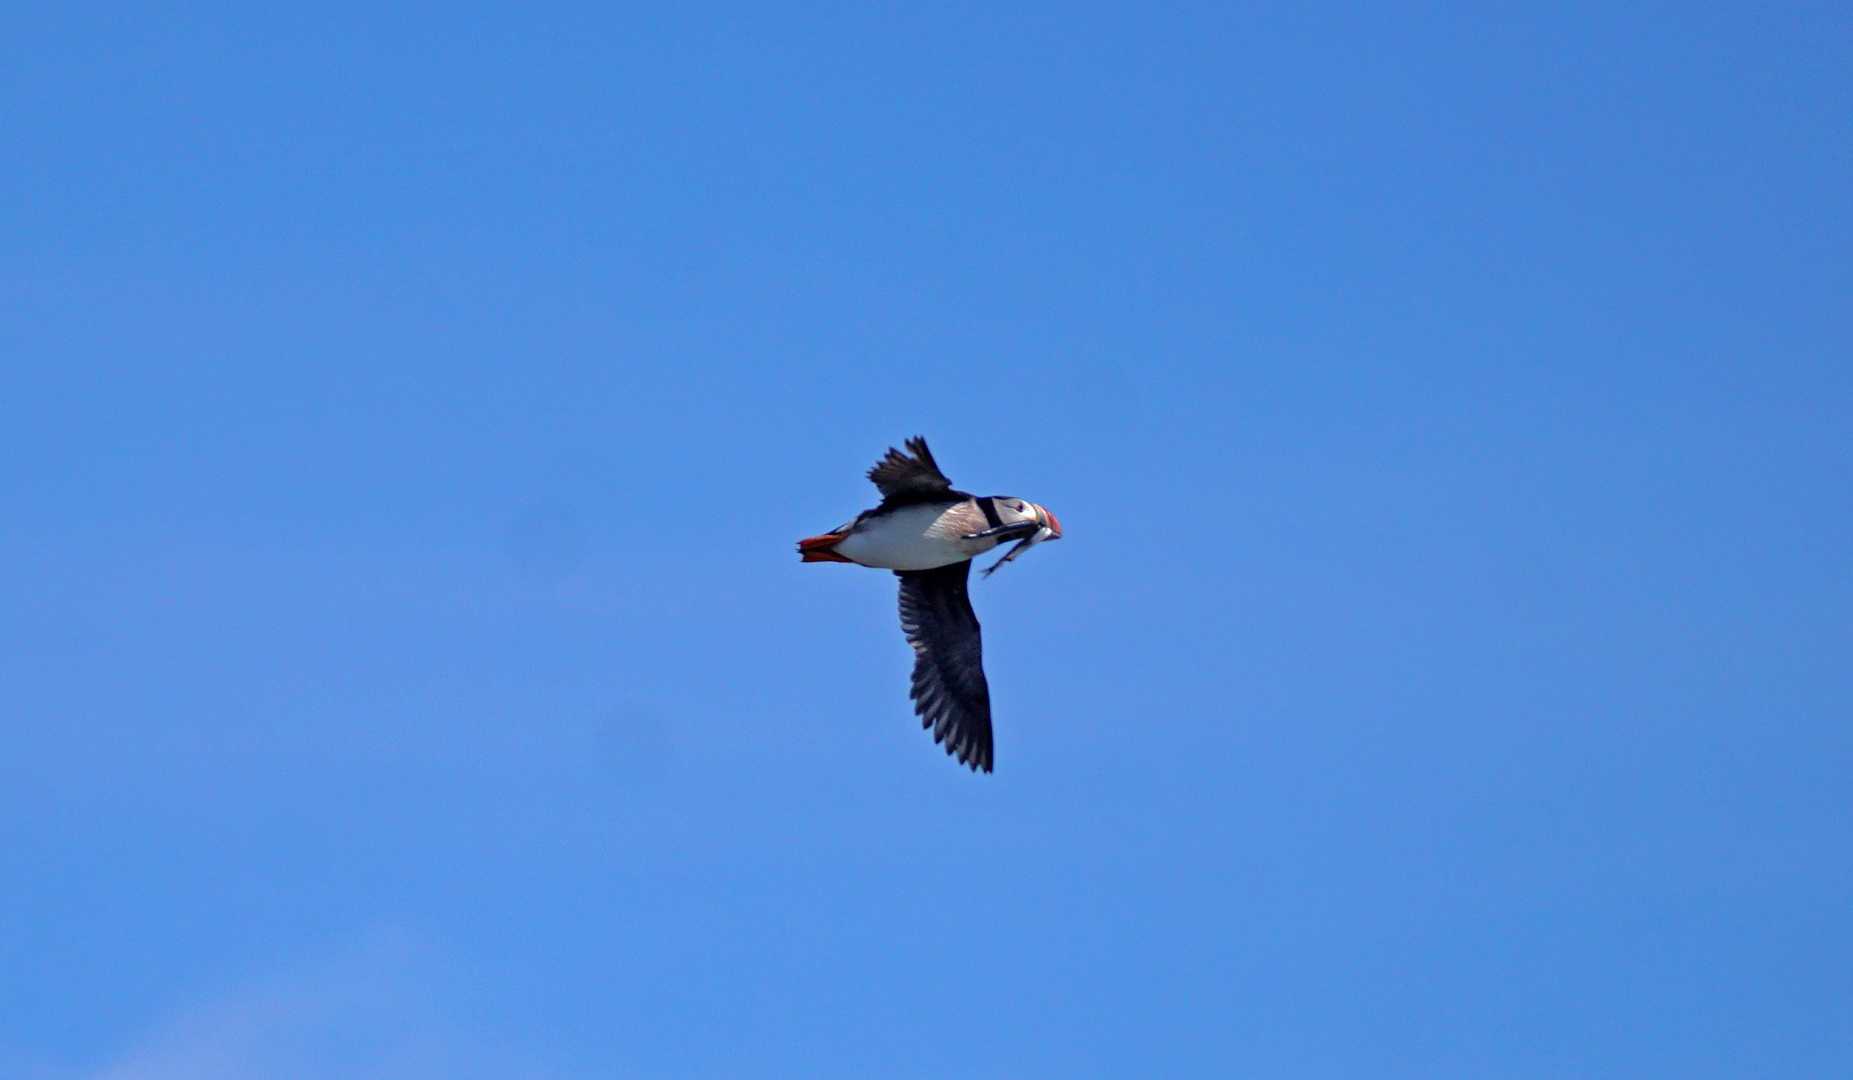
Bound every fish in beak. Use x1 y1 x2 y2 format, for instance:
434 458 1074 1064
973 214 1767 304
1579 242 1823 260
981 503 1062 578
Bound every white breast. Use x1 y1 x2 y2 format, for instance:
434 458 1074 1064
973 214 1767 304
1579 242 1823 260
832 503 1000 571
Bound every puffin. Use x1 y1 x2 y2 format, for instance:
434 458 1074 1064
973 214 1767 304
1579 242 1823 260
797 437 1062 772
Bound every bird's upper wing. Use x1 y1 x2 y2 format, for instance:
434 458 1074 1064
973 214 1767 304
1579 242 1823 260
896 560 993 772
868 437 955 506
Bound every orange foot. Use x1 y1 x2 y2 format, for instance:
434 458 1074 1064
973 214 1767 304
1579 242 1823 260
797 533 855 563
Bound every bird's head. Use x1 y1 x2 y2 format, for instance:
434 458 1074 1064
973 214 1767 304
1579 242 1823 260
990 497 1063 540
980 497 1062 578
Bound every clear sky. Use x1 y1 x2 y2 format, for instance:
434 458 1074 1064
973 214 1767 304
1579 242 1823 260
2 2 1848 1077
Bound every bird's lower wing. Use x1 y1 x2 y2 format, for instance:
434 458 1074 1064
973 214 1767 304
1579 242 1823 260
895 560 993 772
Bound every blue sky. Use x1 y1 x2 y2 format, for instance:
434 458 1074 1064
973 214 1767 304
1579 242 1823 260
1 2 1848 1077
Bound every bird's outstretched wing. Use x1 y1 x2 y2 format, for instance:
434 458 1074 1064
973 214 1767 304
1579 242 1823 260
868 437 955 507
896 560 993 772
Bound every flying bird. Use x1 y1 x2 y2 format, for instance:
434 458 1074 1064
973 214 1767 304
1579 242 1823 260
797 437 1062 772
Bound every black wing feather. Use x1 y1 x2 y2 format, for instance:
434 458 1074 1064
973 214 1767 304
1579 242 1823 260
895 560 993 772
868 436 956 507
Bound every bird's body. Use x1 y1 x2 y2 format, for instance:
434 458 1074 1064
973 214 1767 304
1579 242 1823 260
822 500 996 570
797 438 1061 772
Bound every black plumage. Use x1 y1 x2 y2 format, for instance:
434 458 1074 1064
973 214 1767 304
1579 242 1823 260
867 436 970 509
896 559 993 772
